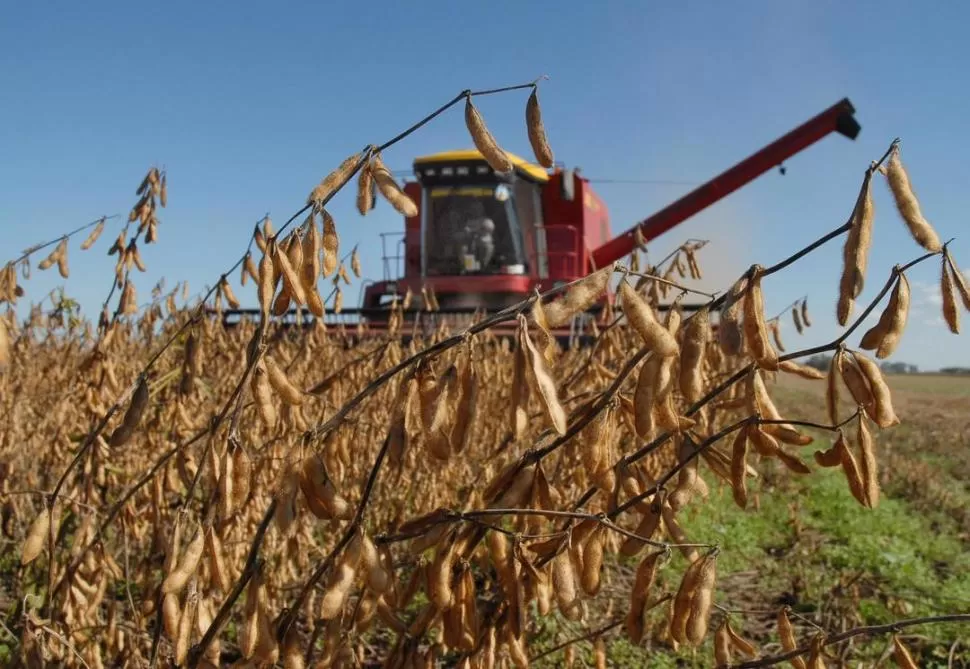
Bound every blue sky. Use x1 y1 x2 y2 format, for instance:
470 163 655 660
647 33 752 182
2 1 968 370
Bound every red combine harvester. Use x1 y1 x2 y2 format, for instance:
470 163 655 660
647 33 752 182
357 98 859 334
222 99 860 341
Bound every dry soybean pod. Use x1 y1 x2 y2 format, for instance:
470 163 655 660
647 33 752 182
661 502 699 562
770 320 786 353
108 376 149 448
542 264 613 328
351 246 362 278
777 606 807 669
275 235 307 307
725 619 758 658
669 552 706 644
813 437 842 468
372 152 419 217
579 526 605 596
593 637 606 669
619 280 679 356
730 425 749 509
779 360 825 381
174 587 197 665
519 314 567 435
525 85 554 168
429 532 460 611
836 431 868 507
37 244 59 271
668 437 700 512
464 94 513 174
320 533 363 619
321 209 339 278
748 424 781 458
945 252 970 310
856 412 879 508
685 550 718 646
80 219 105 250
633 355 661 439
449 353 478 455
837 169 875 325
231 446 251 511
264 355 305 406
941 257 960 334
891 635 919 669
836 349 874 413
243 251 258 286
807 633 827 669
625 549 665 643
307 151 362 206
356 157 376 215
619 499 662 556
875 270 910 359
55 239 70 278
714 619 732 667
257 241 276 320
884 145 942 252
792 304 803 334
851 351 899 427
161 523 205 595
251 359 277 429
679 306 710 402
748 368 805 444
825 354 840 427
220 276 240 309
0 318 9 369
552 547 582 620
301 217 324 317
859 272 900 350
718 277 747 356
161 592 180 641
361 533 390 594
21 508 50 565
742 266 778 370
206 529 231 593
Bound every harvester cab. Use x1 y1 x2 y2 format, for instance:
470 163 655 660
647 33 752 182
416 151 544 281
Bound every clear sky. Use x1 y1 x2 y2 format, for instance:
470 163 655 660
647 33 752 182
3 1 969 370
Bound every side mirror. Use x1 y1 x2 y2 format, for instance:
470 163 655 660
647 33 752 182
561 168 576 202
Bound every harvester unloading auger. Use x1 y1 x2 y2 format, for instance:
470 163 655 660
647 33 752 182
224 99 860 342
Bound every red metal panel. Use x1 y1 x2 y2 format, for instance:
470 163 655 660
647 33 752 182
403 181 422 277
541 171 587 281
409 274 535 294
591 99 859 268
363 275 538 309
580 181 611 267
543 226 580 278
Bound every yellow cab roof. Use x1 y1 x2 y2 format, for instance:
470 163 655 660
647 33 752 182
413 149 549 183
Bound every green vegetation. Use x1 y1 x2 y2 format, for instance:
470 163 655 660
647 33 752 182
525 374 970 667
